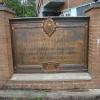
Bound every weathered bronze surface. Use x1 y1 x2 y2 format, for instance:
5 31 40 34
11 17 89 73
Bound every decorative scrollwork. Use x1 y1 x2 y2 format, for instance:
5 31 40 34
42 62 59 71
43 17 56 37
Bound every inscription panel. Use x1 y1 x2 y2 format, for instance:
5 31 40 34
11 17 89 73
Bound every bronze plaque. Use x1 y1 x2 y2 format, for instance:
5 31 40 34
11 17 89 73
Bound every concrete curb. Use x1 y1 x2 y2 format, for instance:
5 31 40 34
0 89 100 99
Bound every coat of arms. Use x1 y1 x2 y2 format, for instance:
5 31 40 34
43 18 56 37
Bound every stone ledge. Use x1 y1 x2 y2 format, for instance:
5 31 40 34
10 73 91 81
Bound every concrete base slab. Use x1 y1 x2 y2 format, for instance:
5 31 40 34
10 73 91 81
0 89 100 99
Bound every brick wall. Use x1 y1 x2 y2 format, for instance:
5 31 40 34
86 7 100 88
2 7 100 90
65 0 92 8
0 6 100 90
0 10 14 88
36 0 93 13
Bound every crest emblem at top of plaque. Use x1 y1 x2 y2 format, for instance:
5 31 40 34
43 18 56 37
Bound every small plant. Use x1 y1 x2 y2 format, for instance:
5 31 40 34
35 97 42 100
13 97 17 100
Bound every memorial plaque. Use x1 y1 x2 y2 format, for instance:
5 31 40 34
11 17 89 73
